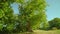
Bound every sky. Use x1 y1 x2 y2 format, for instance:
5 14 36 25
11 0 60 21
46 0 60 20
11 3 19 14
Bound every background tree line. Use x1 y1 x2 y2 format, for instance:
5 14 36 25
39 17 60 30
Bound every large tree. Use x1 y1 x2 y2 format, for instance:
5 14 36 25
0 0 47 32
16 0 47 32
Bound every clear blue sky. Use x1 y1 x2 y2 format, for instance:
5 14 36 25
46 0 60 20
11 0 60 21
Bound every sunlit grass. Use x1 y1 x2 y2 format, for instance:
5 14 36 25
19 30 60 34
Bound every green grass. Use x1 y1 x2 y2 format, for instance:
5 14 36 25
19 30 60 34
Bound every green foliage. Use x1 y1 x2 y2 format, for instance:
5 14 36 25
0 0 47 33
0 0 15 33
18 0 47 31
48 18 60 30
6 24 15 31
39 22 49 30
0 10 5 18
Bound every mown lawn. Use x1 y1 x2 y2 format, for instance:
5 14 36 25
19 30 60 34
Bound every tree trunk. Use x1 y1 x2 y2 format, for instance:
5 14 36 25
26 20 33 32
